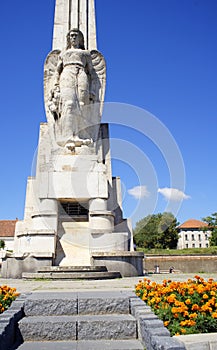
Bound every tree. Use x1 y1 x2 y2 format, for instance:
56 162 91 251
0 240 5 249
134 212 179 249
202 213 217 246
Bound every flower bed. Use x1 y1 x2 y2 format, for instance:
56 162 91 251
0 285 19 314
135 275 217 335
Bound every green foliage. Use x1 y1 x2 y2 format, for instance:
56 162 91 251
202 213 217 246
0 286 19 314
0 240 5 249
136 246 217 255
134 212 179 249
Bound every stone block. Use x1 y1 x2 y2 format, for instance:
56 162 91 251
77 314 137 340
151 336 186 350
24 293 77 316
78 291 129 314
138 318 167 349
130 304 152 317
19 315 77 341
142 327 171 350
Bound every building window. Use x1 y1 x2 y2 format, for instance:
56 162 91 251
185 234 188 241
192 234 195 241
199 243 202 248
198 234 201 241
185 243 188 248
192 243 195 248
60 201 88 220
205 234 208 240
206 243 209 248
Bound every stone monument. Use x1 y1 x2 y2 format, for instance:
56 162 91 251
2 0 143 278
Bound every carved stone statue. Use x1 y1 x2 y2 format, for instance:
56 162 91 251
44 28 106 149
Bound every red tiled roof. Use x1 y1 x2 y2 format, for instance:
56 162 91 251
179 219 208 229
0 220 17 237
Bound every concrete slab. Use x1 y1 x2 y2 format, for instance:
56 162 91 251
17 341 77 350
17 340 144 350
77 340 144 349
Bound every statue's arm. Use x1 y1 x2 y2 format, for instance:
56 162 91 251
53 55 63 86
86 54 97 101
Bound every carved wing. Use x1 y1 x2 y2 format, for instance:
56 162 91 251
44 50 61 123
90 50 106 116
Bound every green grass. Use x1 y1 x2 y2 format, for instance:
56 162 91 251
137 247 217 255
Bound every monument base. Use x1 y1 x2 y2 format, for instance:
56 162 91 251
1 253 53 279
92 251 144 277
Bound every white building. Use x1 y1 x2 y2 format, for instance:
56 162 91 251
177 219 210 249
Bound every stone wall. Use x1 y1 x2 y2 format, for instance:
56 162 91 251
144 255 217 273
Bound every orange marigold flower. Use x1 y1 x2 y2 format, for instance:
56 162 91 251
181 328 186 334
164 321 170 327
192 304 200 311
185 299 191 305
212 312 217 318
167 294 176 303
189 313 197 319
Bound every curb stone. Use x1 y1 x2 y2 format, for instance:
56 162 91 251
0 293 30 350
130 297 186 350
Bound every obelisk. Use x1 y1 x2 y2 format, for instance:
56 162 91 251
52 0 97 50
1 0 144 278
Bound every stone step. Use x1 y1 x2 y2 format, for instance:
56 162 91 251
19 314 137 341
17 340 144 349
37 265 108 273
24 291 130 316
22 271 121 280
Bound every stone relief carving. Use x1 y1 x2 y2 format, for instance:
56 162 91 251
44 28 106 150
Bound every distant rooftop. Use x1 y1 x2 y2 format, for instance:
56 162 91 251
179 219 208 229
0 220 17 237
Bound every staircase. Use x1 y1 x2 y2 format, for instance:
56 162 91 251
22 266 121 280
16 291 144 349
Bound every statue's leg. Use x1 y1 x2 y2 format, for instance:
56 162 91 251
78 71 89 106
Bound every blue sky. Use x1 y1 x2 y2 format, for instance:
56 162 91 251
0 0 217 227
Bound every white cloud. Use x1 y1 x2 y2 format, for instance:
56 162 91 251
158 187 190 202
128 185 150 199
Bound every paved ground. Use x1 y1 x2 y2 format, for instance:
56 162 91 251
0 273 217 293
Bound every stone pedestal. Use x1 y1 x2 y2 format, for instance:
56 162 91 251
2 124 143 278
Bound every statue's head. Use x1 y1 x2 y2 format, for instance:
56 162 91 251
66 28 85 50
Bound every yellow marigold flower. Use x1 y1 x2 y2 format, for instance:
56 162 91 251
203 294 209 299
171 307 178 314
210 291 216 296
189 313 197 319
212 312 217 318
185 299 191 305
164 321 170 327
181 328 186 334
